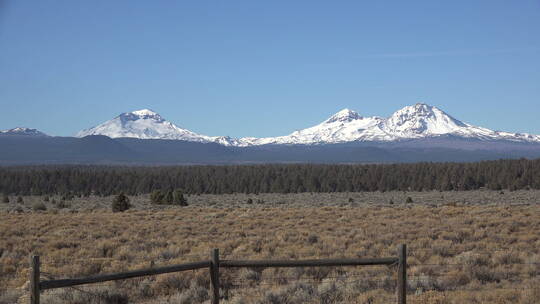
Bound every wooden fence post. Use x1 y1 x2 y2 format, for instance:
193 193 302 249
30 255 40 304
397 244 407 304
210 248 220 304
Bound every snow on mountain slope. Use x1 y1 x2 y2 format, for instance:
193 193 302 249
0 127 48 136
237 109 388 145
75 105 540 147
236 103 540 146
384 103 467 137
76 109 236 145
381 104 540 143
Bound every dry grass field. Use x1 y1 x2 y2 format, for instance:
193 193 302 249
1 192 539 303
1 189 539 213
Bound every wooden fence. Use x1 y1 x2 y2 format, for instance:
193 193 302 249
30 244 407 304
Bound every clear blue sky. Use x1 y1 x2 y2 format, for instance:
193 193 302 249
1 1 539 137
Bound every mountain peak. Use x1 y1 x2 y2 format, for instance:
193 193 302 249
76 109 240 145
398 102 435 114
74 104 540 146
0 127 48 136
131 109 160 117
395 103 459 120
119 109 165 123
385 103 466 135
326 108 362 123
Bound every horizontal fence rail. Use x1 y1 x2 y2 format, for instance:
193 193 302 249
220 257 398 268
30 244 407 304
40 260 211 290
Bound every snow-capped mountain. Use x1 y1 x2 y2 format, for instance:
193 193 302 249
236 109 387 145
0 127 48 136
76 109 236 145
75 104 540 147
237 103 540 146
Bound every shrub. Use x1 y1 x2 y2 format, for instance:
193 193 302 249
0 289 22 304
151 189 188 206
307 234 319 244
151 190 165 204
40 285 129 304
168 282 208 304
238 268 261 284
56 200 70 209
493 251 523 265
164 191 174 204
348 197 354 203
2 194 8 203
406 197 413 204
257 282 315 304
112 193 131 213
318 279 341 304
32 202 47 211
61 193 75 201
173 189 188 206
246 198 254 204
152 274 190 295
16 196 23 204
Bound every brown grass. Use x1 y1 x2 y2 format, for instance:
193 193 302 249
1 200 539 303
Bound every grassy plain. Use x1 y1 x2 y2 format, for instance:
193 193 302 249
0 191 539 303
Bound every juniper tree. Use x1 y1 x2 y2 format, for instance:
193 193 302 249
173 189 188 206
164 190 174 204
112 193 130 213
150 190 164 204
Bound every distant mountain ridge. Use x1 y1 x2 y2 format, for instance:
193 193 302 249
1 134 540 165
73 104 540 146
0 127 48 137
2 104 540 165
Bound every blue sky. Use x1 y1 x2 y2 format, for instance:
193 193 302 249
1 1 539 137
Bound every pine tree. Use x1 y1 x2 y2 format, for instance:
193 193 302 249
0 159 539 196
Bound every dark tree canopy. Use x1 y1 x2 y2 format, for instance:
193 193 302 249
150 189 188 206
0 158 539 196
173 189 188 206
112 193 130 212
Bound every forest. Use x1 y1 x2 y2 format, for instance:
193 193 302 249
0 158 539 196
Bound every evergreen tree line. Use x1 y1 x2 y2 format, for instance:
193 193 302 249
0 158 539 196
